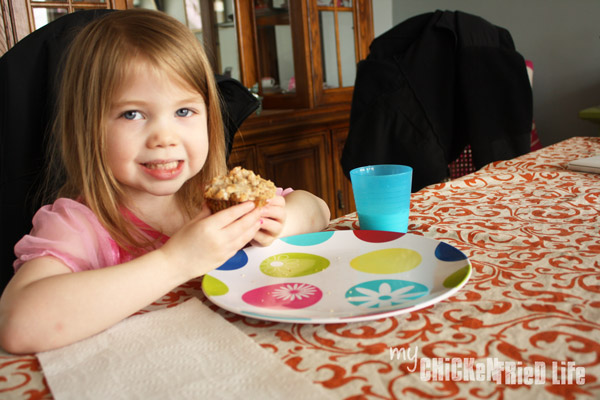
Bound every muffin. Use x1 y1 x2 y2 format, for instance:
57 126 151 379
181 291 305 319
204 166 277 212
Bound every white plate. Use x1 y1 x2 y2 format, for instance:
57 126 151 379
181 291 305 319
202 231 471 324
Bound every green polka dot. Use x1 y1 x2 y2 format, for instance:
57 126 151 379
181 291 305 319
260 253 330 277
443 265 471 288
350 248 422 274
202 275 229 296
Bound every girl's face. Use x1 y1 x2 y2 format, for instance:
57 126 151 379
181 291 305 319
105 61 209 205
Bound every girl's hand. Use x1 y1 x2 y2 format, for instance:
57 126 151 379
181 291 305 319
159 201 262 279
251 195 286 246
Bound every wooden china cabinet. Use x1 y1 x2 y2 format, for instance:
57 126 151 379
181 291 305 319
230 0 372 217
1 0 374 217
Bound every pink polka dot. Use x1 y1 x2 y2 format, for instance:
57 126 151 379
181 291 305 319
242 283 322 309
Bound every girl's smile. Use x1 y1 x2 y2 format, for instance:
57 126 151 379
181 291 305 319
140 160 185 180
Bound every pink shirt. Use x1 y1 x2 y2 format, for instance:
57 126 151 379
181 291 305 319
13 188 293 272
13 198 166 272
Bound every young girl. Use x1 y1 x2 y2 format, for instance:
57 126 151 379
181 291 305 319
0 9 330 354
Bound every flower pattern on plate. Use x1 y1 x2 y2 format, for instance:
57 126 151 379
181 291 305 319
271 283 319 301
345 280 429 308
242 283 323 309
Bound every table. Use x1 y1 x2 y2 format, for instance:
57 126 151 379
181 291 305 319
2 136 599 399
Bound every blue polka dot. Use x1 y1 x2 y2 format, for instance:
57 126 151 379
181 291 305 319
435 242 467 262
217 250 248 270
280 231 335 246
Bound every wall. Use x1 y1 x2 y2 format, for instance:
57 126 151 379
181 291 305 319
373 0 393 38
387 0 600 146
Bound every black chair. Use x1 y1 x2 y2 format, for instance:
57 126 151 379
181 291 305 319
341 10 533 192
0 10 259 291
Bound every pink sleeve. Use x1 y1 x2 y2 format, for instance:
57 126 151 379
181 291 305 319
13 198 120 273
276 187 294 196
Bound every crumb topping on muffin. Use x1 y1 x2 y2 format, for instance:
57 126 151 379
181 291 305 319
204 166 276 204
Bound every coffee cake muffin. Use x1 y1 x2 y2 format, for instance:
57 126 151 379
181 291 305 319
204 166 276 212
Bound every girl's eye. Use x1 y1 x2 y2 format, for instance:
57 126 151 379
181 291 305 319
122 111 142 120
176 108 193 117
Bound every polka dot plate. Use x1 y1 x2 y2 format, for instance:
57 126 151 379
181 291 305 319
202 230 471 324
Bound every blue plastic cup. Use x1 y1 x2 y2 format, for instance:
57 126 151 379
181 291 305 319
350 165 413 232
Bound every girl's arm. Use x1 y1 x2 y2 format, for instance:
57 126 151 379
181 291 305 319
252 190 330 246
0 202 262 354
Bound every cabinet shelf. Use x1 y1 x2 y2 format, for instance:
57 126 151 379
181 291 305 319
254 10 290 25
316 6 353 11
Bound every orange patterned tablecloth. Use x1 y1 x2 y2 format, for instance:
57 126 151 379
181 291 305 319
2 136 600 399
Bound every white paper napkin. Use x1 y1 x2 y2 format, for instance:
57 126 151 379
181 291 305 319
37 298 335 400
567 154 600 173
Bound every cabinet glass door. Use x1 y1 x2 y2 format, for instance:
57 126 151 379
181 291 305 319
27 0 113 31
135 0 240 81
311 0 372 106
241 0 311 109
254 0 293 95
318 1 356 89
31 7 69 29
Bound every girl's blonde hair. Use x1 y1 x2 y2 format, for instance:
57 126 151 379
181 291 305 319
55 9 227 253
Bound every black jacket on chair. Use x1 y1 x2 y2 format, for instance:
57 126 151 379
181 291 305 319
0 10 258 290
341 10 533 192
